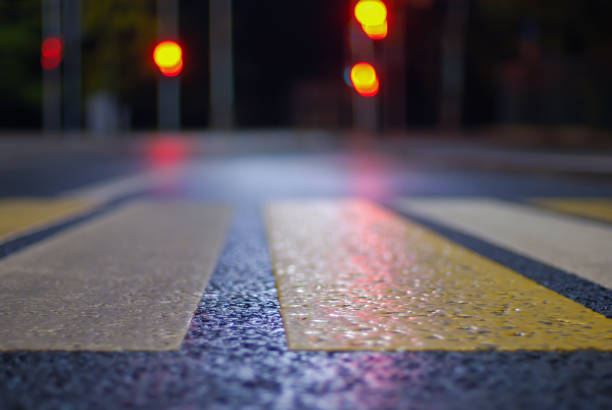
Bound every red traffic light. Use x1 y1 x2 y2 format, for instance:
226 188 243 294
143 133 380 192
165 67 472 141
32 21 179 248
41 37 63 70
350 62 379 97
153 41 183 77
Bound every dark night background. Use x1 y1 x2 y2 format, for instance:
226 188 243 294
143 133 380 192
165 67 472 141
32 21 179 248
1 0 612 132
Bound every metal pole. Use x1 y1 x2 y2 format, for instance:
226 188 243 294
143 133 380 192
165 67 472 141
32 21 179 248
349 9 377 133
62 0 82 132
209 0 234 128
381 0 406 131
157 0 180 130
439 0 469 130
42 0 61 133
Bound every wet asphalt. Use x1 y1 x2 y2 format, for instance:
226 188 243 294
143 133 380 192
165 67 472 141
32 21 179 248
1 141 612 410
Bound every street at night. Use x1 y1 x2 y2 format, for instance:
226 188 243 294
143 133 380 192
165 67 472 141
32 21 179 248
1 133 611 409
1 1 612 409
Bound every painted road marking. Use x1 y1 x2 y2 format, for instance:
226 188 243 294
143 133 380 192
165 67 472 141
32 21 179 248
398 198 612 290
0 198 97 244
0 202 230 351
533 198 612 224
266 200 612 351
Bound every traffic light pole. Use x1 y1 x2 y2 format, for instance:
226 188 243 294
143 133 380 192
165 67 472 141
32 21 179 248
381 0 406 131
42 0 61 133
209 0 234 129
62 0 82 132
157 0 180 130
439 0 468 130
350 16 378 134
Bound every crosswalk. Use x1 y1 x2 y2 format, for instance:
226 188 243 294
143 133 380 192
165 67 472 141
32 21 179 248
397 198 612 290
0 202 230 351
0 198 96 244
533 198 612 223
267 200 612 351
0 193 611 352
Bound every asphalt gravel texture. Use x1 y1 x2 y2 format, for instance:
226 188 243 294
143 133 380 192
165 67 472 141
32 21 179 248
1 144 612 410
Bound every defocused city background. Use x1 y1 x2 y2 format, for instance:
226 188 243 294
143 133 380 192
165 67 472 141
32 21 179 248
1 0 611 145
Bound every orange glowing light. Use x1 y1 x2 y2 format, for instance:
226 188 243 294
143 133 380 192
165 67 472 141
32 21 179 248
350 62 379 97
362 20 388 39
159 59 183 77
354 0 387 27
358 78 379 97
41 37 63 70
153 41 183 76
350 63 377 86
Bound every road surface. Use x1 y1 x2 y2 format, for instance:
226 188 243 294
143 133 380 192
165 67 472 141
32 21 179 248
1 132 611 410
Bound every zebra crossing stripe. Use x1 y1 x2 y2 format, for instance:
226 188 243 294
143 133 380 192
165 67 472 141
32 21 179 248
532 198 612 224
266 199 612 351
397 198 612 290
0 198 97 244
0 202 230 351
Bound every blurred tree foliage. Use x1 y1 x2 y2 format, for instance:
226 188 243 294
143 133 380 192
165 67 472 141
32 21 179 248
0 0 42 126
0 0 157 127
82 0 157 102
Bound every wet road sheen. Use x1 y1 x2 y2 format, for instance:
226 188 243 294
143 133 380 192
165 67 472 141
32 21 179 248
1 146 612 410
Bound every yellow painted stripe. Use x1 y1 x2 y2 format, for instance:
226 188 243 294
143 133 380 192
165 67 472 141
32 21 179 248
0 198 97 244
266 200 612 351
533 198 612 224
0 202 231 351
398 198 612 290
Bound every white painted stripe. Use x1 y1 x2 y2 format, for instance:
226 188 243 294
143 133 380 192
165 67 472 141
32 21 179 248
0 202 230 351
398 198 612 290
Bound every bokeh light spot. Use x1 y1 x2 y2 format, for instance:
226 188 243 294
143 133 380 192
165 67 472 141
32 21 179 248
41 37 63 70
354 0 387 27
147 137 190 168
153 41 183 76
159 59 183 77
350 63 380 97
343 66 354 87
363 20 388 40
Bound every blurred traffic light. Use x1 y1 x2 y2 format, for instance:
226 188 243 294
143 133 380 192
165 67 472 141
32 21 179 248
349 1 385 98
363 21 387 40
354 0 388 40
354 0 387 26
41 37 63 70
153 41 183 77
350 62 379 97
